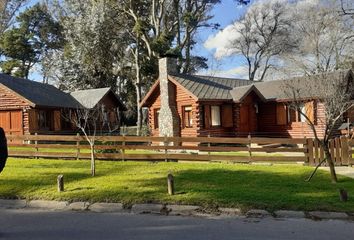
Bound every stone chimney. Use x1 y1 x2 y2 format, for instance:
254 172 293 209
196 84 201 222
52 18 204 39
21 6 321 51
158 57 180 137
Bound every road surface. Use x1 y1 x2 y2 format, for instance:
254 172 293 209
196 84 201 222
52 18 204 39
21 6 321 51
0 209 353 240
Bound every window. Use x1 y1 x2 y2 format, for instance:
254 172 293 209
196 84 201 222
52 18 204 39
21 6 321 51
211 105 221 126
154 109 160 129
38 110 51 130
183 106 193 128
287 101 315 124
298 103 306 122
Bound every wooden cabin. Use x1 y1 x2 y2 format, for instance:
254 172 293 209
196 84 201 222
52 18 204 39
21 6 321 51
141 57 354 139
0 73 126 136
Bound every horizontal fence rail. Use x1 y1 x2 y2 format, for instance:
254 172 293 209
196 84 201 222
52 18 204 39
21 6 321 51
5 134 354 165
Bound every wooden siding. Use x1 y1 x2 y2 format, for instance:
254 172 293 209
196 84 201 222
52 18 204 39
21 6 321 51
0 85 31 110
147 83 199 137
0 85 30 135
257 101 326 138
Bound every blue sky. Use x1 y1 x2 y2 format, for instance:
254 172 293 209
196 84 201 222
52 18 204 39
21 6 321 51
25 0 251 81
194 0 250 77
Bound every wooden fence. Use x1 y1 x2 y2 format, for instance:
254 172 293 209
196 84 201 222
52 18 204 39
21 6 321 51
306 136 354 166
5 134 354 166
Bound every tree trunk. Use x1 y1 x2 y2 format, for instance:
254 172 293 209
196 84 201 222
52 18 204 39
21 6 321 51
90 144 95 177
323 144 337 183
134 36 142 136
135 82 142 136
183 35 191 74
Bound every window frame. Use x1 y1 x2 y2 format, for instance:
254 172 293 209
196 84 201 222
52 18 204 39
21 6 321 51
210 105 221 127
153 108 160 129
182 105 193 128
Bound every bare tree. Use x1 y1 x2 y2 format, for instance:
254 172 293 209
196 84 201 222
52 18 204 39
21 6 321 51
228 1 294 81
67 104 121 177
284 71 354 183
281 1 354 76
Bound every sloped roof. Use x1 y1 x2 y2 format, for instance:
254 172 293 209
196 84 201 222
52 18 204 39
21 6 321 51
141 69 353 107
0 73 81 108
70 87 126 110
231 69 353 102
170 74 253 100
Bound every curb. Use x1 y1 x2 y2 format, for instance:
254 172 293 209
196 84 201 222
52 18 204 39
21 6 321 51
0 199 353 221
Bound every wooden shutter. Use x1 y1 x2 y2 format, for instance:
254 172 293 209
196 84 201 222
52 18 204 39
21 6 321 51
221 105 233 127
0 111 10 130
53 110 61 131
28 109 38 131
204 105 211 129
305 101 314 124
276 103 287 125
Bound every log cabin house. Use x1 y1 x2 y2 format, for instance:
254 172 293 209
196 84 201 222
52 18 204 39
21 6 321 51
141 57 354 139
0 73 126 136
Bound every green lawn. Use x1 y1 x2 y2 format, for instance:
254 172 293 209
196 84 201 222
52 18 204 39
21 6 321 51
1 158 353 213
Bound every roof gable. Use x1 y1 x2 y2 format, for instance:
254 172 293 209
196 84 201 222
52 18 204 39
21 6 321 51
70 87 126 110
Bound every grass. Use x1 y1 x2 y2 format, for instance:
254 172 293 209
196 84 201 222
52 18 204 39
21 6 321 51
1 158 353 213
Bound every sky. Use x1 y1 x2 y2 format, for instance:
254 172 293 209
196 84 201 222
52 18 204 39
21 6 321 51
193 0 250 78
25 0 252 81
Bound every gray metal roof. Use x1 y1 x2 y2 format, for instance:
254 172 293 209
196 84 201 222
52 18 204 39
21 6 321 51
170 74 253 100
70 87 126 110
0 73 81 108
231 70 353 102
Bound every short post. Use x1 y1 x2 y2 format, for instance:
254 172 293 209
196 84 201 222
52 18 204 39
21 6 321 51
339 189 348 202
57 175 64 192
35 133 38 159
167 173 174 195
76 133 80 160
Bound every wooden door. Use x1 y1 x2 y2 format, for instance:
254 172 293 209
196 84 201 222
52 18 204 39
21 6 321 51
239 104 257 134
239 104 250 133
0 110 23 136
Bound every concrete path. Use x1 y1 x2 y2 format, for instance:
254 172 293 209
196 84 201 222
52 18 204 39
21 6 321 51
320 166 354 179
0 208 354 240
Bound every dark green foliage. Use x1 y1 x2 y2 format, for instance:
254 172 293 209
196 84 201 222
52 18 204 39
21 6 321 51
0 3 63 79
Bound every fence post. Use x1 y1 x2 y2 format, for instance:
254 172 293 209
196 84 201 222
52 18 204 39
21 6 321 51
340 136 349 166
121 134 125 161
314 138 319 165
248 134 252 162
76 133 80 160
207 134 211 162
329 139 335 165
34 132 38 159
164 135 168 162
306 138 314 165
335 137 341 165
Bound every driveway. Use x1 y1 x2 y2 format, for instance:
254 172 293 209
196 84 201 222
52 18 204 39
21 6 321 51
0 209 353 240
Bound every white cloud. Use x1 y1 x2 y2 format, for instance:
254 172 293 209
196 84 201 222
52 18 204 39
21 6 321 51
198 65 249 79
204 24 241 59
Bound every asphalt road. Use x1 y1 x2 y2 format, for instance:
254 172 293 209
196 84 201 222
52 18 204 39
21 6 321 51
0 209 353 240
